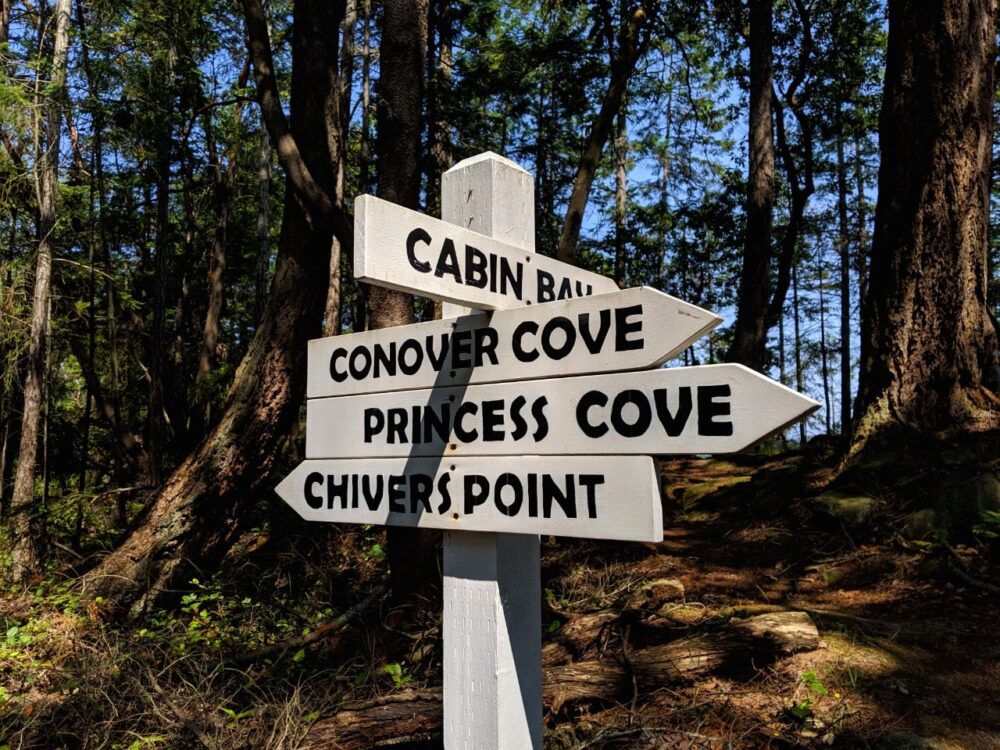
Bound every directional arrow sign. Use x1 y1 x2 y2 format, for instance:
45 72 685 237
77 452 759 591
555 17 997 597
275 456 662 542
307 287 722 398
305 364 820 458
354 194 619 309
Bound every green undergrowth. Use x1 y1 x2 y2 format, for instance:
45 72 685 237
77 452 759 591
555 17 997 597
0 524 410 749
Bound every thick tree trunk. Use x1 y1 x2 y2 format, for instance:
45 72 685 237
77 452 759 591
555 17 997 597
556 2 649 264
80 0 347 613
726 0 774 371
255 127 271 326
7 0 71 581
372 0 438 604
854 0 1000 445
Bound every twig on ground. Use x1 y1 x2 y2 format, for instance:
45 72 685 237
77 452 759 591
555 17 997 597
225 585 386 666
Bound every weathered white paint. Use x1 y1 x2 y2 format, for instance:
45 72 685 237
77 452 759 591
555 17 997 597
440 153 542 750
306 286 722 398
306 364 819 458
274 455 662 542
354 193 618 310
305 363 821 458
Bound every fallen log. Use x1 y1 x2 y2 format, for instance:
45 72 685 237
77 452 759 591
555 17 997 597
303 611 820 747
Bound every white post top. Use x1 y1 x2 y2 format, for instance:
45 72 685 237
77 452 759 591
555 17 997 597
442 152 535 253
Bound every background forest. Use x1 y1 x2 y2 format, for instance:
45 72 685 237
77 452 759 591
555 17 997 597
0 0 999 747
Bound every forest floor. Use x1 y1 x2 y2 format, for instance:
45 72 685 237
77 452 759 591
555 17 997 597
1 434 999 749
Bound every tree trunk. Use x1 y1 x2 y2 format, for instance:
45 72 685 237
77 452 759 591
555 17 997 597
793 261 805 445
80 0 347 613
323 0 356 337
556 2 649 264
854 0 1000 446
371 0 437 604
7 0 71 581
255 127 272 326
818 259 832 433
837 112 851 434
853 128 868 350
613 107 628 288
726 0 774 371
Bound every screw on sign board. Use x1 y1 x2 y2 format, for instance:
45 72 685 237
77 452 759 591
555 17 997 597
275 152 818 750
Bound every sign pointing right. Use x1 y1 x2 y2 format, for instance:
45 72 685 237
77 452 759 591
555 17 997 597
305 364 821 458
307 287 721 398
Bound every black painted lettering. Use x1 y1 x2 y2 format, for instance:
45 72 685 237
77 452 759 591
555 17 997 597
474 327 499 367
654 387 692 436
698 384 733 436
543 474 576 518
541 316 576 360
364 409 385 442
611 389 652 437
495 473 523 516
615 304 643 351
388 475 406 512
329 348 348 382
510 395 529 440
423 402 451 444
426 333 450 370
482 399 505 441
435 238 462 282
409 474 433 513
452 329 472 367
362 475 383 511
527 473 539 517
454 402 479 442
464 474 489 514
386 408 407 444
579 309 611 353
577 391 609 438
410 405 423 444
537 269 555 303
406 227 432 273
531 397 550 441
349 347 372 379
374 341 396 378
579 474 604 518
327 473 349 509
512 321 539 362
465 245 489 288
398 338 422 375
436 473 452 513
557 276 572 300
304 472 324 510
500 257 523 299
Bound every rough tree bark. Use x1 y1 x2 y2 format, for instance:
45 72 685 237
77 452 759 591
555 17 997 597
729 0 814 373
80 0 349 613
370 0 439 604
854 0 1000 446
323 0 357 337
7 0 71 581
556 1 650 264
726 0 774 371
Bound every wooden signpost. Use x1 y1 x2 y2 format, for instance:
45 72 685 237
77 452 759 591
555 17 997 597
276 152 819 749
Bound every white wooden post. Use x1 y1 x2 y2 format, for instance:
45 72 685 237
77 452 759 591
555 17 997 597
441 153 542 749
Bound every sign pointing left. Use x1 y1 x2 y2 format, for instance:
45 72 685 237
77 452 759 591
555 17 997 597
276 456 662 542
